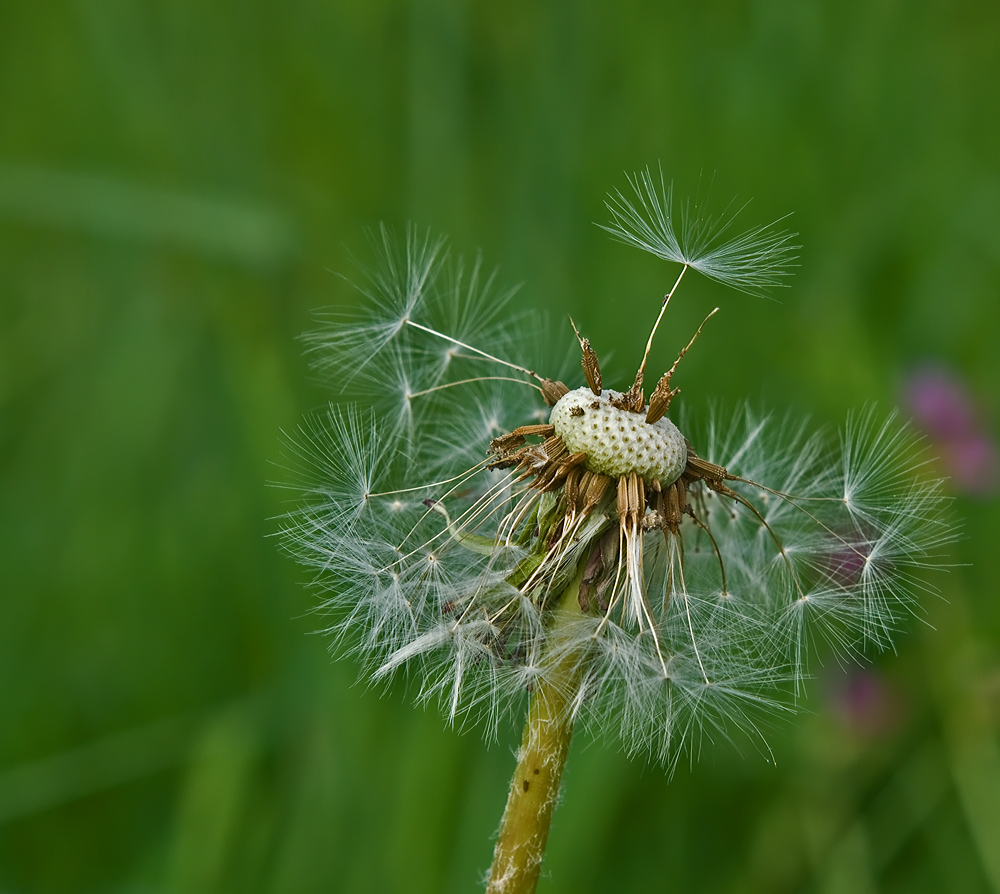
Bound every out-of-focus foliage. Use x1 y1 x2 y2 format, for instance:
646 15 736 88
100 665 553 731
1 1 998 892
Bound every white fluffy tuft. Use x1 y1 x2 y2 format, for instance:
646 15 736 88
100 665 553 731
279 218 953 768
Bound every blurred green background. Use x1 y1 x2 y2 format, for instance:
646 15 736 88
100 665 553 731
2 1 999 891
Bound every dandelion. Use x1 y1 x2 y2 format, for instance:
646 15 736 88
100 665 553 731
279 171 953 894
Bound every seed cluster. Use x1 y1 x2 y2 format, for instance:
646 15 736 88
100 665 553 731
284 195 951 772
549 387 687 484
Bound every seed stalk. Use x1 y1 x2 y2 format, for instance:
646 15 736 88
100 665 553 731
486 563 588 894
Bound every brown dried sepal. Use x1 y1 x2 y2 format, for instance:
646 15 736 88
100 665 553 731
564 467 612 518
662 477 686 530
488 424 556 469
570 318 603 396
563 465 584 512
577 470 612 515
682 448 730 490
540 434 567 464
491 425 591 495
534 450 586 492
580 339 602 396
610 368 645 414
645 372 680 425
616 471 646 530
541 379 570 407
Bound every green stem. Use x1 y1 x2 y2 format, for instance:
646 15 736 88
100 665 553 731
486 564 588 894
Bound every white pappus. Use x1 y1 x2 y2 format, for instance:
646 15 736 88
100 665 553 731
279 169 953 767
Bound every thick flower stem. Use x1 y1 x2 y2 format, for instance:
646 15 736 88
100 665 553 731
486 565 588 894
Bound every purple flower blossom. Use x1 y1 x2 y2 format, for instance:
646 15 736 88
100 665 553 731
827 667 905 740
903 367 998 496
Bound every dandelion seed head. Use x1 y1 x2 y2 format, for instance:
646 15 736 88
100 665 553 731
279 176 955 767
550 387 688 482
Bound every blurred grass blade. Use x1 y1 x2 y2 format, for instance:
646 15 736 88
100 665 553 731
0 713 198 824
0 164 298 268
167 706 263 894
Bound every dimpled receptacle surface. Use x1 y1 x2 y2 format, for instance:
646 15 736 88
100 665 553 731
549 387 687 484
